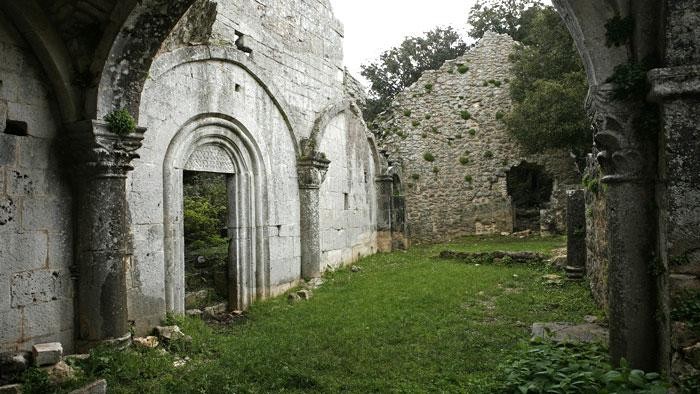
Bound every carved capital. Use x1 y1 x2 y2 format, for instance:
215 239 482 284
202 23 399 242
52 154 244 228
65 120 146 179
648 65 700 101
585 84 647 184
297 156 330 190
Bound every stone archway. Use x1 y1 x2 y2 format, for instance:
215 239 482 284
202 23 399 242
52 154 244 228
163 114 269 314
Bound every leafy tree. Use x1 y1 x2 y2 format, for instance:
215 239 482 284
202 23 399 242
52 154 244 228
361 27 466 122
505 6 591 159
467 0 544 40
183 172 228 250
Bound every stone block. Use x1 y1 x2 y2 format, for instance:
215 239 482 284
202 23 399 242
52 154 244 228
531 322 608 344
22 300 73 338
0 231 48 273
0 309 21 344
0 384 22 394
11 270 65 307
32 342 62 366
21 196 71 231
0 352 29 377
7 168 48 197
0 196 18 229
0 99 7 132
69 379 107 394
0 136 16 167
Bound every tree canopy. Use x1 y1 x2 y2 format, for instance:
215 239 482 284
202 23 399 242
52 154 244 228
504 6 591 159
467 0 544 40
360 27 466 122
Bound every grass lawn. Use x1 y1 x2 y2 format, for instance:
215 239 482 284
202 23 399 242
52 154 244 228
37 236 602 393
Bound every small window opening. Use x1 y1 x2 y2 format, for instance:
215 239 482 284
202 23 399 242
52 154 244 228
4 120 28 136
235 84 242 92
344 193 350 210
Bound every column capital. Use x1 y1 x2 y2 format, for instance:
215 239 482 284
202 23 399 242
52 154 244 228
297 155 330 190
648 65 700 101
65 120 146 178
585 84 648 184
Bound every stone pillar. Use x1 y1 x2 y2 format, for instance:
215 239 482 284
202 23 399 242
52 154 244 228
66 120 144 349
587 84 659 370
297 155 330 280
565 189 586 280
649 0 700 376
375 175 393 252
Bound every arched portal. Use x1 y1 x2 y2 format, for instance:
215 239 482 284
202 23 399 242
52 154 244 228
507 162 554 233
163 115 269 314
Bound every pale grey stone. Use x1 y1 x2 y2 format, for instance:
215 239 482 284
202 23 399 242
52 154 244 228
32 342 62 366
68 379 107 394
531 323 609 344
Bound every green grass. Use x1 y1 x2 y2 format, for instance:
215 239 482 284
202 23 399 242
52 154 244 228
31 236 600 393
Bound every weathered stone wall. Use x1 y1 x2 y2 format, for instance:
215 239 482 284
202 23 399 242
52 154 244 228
211 0 345 137
0 11 74 352
125 0 377 332
376 32 580 243
319 110 378 270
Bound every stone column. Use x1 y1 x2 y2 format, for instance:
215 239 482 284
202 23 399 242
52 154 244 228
375 175 393 252
649 4 700 373
587 84 659 370
565 189 586 280
297 155 330 280
66 120 144 349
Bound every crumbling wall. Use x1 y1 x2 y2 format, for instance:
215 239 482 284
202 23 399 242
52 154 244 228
0 11 74 353
376 32 580 243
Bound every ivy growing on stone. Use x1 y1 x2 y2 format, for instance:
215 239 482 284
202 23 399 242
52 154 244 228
606 62 650 101
105 109 136 136
484 150 494 159
460 110 472 120
403 109 412 117
495 110 506 121
425 83 434 92
411 173 420 180
605 14 634 47
458 64 470 74
468 128 477 136
412 120 421 127
464 175 473 183
432 166 440 174
423 152 435 162
459 157 470 165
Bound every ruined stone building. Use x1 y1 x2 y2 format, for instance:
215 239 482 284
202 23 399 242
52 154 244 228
0 0 699 387
0 0 398 353
376 32 580 243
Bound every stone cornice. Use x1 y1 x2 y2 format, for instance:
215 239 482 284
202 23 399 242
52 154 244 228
648 65 700 101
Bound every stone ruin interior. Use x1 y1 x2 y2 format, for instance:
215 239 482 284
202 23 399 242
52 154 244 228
0 0 698 388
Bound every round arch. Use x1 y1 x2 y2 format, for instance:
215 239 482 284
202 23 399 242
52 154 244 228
163 113 270 313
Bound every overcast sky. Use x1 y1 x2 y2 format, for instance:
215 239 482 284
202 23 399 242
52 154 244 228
329 0 551 85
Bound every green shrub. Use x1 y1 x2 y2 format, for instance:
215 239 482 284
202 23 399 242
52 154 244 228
421 133 427 138
483 81 489 87
425 83 433 92
458 65 470 74
468 128 476 136
464 175 473 183
432 166 440 174
483 150 494 159
423 152 435 162
459 157 469 165
497 340 667 394
105 109 136 136
431 126 439 133
425 114 432 120
411 173 420 181
403 109 412 117
460 110 471 120
495 111 506 120
412 120 420 127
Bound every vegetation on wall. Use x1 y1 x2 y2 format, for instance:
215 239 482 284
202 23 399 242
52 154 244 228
361 27 467 123
105 109 137 136
467 0 545 41
505 6 591 160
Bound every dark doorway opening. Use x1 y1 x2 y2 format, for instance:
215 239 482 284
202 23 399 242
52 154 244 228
506 162 553 232
183 171 230 312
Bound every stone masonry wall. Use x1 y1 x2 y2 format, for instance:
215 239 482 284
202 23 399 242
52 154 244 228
126 0 375 331
376 32 580 243
0 11 75 353
319 111 377 270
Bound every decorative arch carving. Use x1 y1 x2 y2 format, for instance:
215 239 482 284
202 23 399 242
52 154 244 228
162 113 270 313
